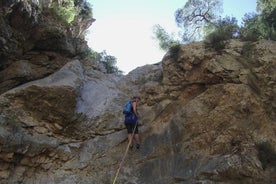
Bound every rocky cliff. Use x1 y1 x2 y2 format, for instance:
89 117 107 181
0 0 95 94
0 1 276 184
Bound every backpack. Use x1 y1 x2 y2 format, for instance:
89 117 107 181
123 101 132 114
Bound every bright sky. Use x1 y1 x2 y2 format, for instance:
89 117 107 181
86 0 257 74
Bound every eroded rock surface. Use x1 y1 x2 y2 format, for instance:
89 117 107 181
0 0 95 94
0 2 275 183
0 39 275 184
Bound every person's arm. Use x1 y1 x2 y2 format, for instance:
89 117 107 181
132 101 139 117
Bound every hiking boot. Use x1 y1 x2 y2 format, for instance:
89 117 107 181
136 144 140 149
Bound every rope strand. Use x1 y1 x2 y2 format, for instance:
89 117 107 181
112 123 138 184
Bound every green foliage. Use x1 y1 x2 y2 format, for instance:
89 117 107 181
50 0 93 24
74 0 93 18
257 141 276 169
260 3 276 40
240 0 276 41
169 44 181 55
153 0 223 51
257 0 276 13
168 44 182 62
175 0 222 41
153 24 180 51
240 13 263 41
79 48 122 74
99 51 122 74
204 16 239 50
51 0 78 24
153 0 276 51
79 47 101 61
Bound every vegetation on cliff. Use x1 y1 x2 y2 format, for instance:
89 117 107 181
154 0 276 51
0 0 275 183
49 0 93 24
80 48 122 74
50 0 121 74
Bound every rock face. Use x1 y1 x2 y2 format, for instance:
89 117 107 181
0 0 95 94
0 2 276 184
0 39 275 184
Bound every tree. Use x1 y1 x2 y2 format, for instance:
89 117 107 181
257 0 276 39
240 13 263 41
99 51 122 74
239 0 276 41
153 0 222 51
257 0 276 13
79 48 122 74
175 0 222 41
153 24 180 51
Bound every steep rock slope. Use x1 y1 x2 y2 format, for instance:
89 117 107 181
0 39 275 184
0 0 95 94
0 1 275 183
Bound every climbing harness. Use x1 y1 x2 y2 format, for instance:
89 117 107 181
112 122 138 184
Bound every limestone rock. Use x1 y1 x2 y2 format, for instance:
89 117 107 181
0 1 95 94
0 40 275 184
0 2 275 182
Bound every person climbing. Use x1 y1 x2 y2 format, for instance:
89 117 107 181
123 96 141 149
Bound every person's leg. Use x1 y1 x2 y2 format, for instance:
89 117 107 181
134 124 140 148
134 134 140 144
128 134 133 145
126 124 133 148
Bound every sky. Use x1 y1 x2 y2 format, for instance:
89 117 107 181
86 0 257 74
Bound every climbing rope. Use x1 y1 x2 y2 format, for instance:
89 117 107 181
112 123 138 184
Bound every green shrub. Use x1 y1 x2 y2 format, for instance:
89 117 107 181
205 31 228 50
79 47 100 61
80 48 122 74
99 51 122 74
51 0 79 24
153 24 180 51
168 43 181 62
50 0 93 24
240 13 263 42
204 16 239 51
75 0 93 18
